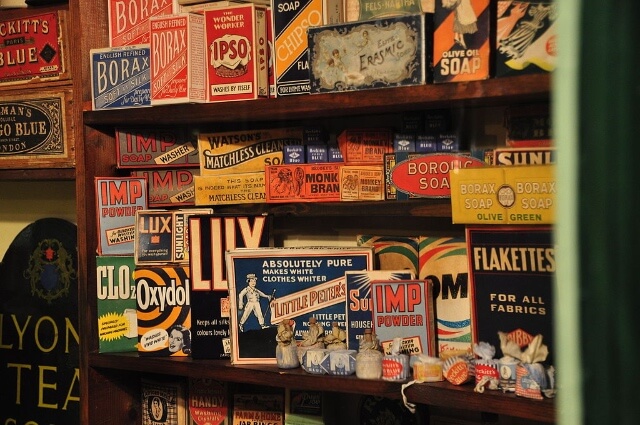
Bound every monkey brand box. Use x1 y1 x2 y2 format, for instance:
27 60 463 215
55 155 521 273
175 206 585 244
95 176 148 256
108 0 175 47
308 13 427 93
189 214 272 359
337 128 393 165
225 246 374 364
204 3 269 102
0 11 70 86
272 0 341 96
131 168 198 207
116 127 199 169
198 127 304 175
135 266 192 357
265 163 342 203
90 45 151 110
339 165 385 201
433 0 490 83
150 13 207 104
96 256 138 353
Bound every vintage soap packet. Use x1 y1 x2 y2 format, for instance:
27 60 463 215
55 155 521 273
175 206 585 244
308 13 426 93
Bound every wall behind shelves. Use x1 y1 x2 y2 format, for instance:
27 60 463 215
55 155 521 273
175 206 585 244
0 181 76 256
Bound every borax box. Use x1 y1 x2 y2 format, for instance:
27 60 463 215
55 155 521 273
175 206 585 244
450 164 556 225
150 13 207 104
108 0 175 47
204 3 269 102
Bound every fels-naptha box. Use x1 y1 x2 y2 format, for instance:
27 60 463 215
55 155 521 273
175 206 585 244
198 127 304 175
116 127 199 169
433 0 490 83
450 164 556 224
90 45 151 110
108 0 174 47
273 0 342 96
204 3 268 102
150 13 207 104
265 163 342 203
308 13 426 93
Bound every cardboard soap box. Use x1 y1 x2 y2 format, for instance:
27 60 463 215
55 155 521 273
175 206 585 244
150 13 207 104
90 45 151 110
308 13 427 93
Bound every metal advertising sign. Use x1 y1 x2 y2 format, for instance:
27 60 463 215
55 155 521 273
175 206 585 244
0 89 74 168
0 11 70 86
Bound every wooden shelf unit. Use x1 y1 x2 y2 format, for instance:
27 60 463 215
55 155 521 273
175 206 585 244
72 1 555 423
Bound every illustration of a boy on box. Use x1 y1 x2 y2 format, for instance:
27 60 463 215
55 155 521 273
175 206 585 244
238 273 274 332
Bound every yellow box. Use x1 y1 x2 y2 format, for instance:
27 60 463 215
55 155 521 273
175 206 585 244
198 127 304 175
450 165 555 224
194 173 266 205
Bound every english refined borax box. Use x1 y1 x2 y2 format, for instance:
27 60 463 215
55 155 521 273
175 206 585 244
135 266 192 357
198 127 304 175
150 13 207 104
226 247 373 364
189 214 272 359
433 0 490 83
95 176 148 255
204 3 269 102
308 13 426 94
131 168 199 207
108 0 175 47
116 127 200 169
90 45 151 110
467 226 555 364
96 255 138 353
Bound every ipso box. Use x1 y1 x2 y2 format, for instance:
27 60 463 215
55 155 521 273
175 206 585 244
272 0 342 96
433 0 490 83
450 164 556 224
204 3 269 102
108 0 175 47
150 13 207 104
90 45 151 110
308 13 427 93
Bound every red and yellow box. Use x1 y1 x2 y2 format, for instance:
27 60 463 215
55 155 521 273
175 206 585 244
266 163 341 202
450 164 555 224
340 165 385 201
204 3 268 102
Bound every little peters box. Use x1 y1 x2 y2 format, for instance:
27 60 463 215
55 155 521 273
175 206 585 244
450 164 556 224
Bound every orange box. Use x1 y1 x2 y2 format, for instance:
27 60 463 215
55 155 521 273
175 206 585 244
337 128 393 165
266 163 341 202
